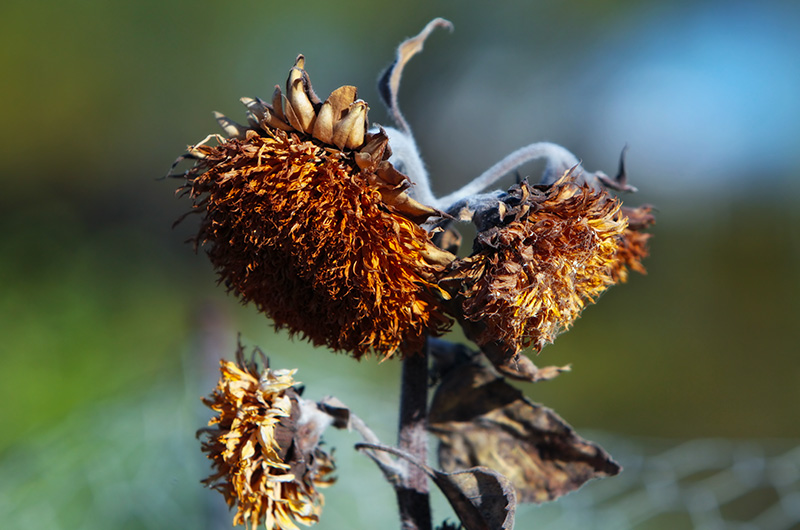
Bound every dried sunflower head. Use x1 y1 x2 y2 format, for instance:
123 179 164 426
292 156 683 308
442 170 647 360
175 56 454 359
172 18 652 365
198 344 336 530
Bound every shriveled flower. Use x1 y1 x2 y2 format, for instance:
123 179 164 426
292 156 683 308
175 56 453 359
442 171 637 356
198 345 336 530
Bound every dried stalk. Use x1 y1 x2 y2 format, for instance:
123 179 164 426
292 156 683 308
395 340 432 530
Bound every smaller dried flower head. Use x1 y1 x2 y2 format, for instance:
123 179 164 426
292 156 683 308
198 344 335 530
443 171 642 356
176 57 454 359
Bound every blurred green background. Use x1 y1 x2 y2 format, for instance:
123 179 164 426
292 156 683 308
2 0 798 528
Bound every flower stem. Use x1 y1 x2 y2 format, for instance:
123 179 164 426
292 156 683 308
436 141 582 209
396 341 432 530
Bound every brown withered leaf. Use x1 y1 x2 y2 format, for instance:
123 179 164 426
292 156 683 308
443 316 570 383
378 17 453 134
494 352 570 382
316 396 351 429
356 443 515 530
431 467 516 530
428 357 621 503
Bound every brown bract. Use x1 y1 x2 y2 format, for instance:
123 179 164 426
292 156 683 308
178 57 454 359
198 348 335 530
442 173 638 357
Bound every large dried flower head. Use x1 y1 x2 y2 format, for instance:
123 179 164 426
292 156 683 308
198 345 336 530
442 170 642 357
175 56 454 359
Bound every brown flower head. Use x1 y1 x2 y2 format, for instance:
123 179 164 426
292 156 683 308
198 345 336 530
176 56 454 359
443 171 640 357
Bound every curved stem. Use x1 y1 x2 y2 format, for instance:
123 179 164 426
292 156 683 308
436 142 581 210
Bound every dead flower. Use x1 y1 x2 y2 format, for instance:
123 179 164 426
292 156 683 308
198 345 336 530
442 171 647 357
175 56 453 359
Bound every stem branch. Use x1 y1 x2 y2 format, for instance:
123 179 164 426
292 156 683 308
437 141 581 209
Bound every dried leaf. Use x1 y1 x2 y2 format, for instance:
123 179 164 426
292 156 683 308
317 396 350 429
429 358 621 503
496 352 570 382
445 316 569 383
378 17 453 133
355 443 515 530
431 467 516 530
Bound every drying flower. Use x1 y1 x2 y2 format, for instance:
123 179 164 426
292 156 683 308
442 171 636 357
175 17 655 530
176 56 453 359
171 18 652 363
198 345 336 530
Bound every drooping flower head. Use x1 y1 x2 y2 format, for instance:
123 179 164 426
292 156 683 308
442 170 647 359
198 344 335 530
176 57 453 359
172 18 652 365
176 18 655 530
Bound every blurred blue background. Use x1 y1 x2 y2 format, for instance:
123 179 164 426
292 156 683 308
1 0 798 528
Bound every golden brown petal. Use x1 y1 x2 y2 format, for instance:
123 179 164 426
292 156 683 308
280 93 306 132
262 104 294 131
240 96 270 129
